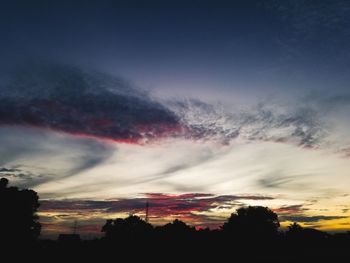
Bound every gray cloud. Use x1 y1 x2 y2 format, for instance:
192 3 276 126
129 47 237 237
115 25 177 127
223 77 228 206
275 203 347 223
169 98 326 148
0 62 183 143
0 126 114 188
274 204 308 214
1 62 348 151
63 139 114 177
281 215 347 223
0 167 20 173
40 193 274 215
256 169 313 190
258 175 295 189
0 167 48 188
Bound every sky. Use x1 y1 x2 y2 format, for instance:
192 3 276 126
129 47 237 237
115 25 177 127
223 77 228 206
1 0 350 238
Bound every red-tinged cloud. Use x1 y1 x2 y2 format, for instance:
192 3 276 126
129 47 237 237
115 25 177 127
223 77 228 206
39 192 274 236
273 204 308 214
0 63 186 144
0 62 331 147
40 193 273 215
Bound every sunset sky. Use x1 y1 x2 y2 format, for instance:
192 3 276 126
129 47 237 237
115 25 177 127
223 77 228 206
1 0 350 238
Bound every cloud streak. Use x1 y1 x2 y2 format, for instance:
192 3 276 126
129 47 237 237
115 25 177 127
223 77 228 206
0 126 115 188
40 193 274 216
37 192 276 236
281 215 347 223
274 204 348 224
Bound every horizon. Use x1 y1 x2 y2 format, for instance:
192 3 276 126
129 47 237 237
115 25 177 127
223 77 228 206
1 0 350 239
3 177 350 240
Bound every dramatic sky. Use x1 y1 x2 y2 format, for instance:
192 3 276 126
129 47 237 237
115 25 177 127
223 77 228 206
1 0 350 238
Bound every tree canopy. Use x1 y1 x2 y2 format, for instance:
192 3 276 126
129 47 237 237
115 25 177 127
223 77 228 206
0 177 41 243
222 206 280 240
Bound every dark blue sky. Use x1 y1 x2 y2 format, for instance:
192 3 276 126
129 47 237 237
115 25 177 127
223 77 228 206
1 0 350 101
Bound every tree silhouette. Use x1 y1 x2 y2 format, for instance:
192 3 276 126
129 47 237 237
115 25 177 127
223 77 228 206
0 178 41 244
159 219 194 234
222 206 280 242
101 215 153 243
156 219 195 240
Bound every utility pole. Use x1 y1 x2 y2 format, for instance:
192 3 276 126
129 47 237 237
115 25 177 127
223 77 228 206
73 220 78 234
145 201 149 223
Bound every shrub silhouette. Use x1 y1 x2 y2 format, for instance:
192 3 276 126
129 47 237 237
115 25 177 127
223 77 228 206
0 178 41 244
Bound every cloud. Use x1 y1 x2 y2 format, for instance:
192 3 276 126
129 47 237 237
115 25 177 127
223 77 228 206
0 63 184 143
39 193 274 222
281 215 347 223
169 98 326 147
2 62 349 153
0 167 48 188
0 126 115 188
274 204 307 214
169 90 350 157
0 167 20 173
258 173 297 189
274 204 348 224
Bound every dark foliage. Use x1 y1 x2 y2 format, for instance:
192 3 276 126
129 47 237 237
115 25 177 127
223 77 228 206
102 215 153 243
0 177 41 244
222 206 280 241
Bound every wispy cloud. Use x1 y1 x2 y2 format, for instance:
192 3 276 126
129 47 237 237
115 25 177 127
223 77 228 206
0 126 115 188
274 204 308 214
274 203 348 224
40 193 274 216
